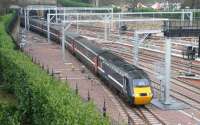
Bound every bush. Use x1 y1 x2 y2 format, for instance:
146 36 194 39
0 14 15 49
112 5 121 13
0 40 109 125
194 12 200 20
58 0 92 7
130 8 157 12
0 13 109 125
0 103 20 125
1 13 14 29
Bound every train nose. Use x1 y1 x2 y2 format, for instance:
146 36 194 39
133 87 153 105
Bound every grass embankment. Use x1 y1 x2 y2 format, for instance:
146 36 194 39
58 0 92 7
0 13 20 125
0 14 16 50
0 13 109 125
0 89 19 125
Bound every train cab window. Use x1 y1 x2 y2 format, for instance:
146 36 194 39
133 79 149 87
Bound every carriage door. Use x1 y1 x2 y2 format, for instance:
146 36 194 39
123 76 128 94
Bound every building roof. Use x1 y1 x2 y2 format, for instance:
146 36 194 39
67 32 149 79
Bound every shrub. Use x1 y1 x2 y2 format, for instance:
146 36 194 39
0 103 20 125
0 13 109 125
112 5 121 13
130 8 157 12
0 40 109 125
58 0 92 7
0 14 15 49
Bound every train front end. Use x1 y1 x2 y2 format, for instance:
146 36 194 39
133 79 153 105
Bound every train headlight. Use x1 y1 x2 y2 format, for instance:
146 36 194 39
135 94 139 97
149 93 153 97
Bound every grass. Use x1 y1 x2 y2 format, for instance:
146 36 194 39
58 0 92 7
0 12 109 125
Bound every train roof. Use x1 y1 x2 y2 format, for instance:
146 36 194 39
66 32 103 54
99 51 148 79
67 32 148 79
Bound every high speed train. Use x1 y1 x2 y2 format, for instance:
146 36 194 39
20 17 153 105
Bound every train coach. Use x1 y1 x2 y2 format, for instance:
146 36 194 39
20 17 153 105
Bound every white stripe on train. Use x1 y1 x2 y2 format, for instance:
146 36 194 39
66 42 123 88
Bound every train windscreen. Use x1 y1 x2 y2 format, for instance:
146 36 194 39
133 79 149 87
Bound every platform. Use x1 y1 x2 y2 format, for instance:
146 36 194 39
152 99 189 110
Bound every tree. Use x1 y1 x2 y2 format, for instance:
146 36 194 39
81 0 90 3
126 0 140 8
0 0 16 14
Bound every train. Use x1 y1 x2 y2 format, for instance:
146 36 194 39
20 17 153 105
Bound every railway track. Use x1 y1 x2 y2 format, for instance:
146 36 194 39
83 62 167 125
98 72 166 125
136 106 165 125
102 42 200 74
67 23 200 124
71 25 199 57
101 42 200 111
26 21 200 124
64 27 169 124
133 61 200 111
114 95 165 125
24 20 169 125
138 63 200 111
103 45 200 76
102 42 200 73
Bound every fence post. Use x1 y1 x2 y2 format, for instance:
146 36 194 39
47 66 50 74
128 116 131 125
103 99 106 117
51 69 54 77
66 76 68 80
75 83 78 95
87 90 90 101
42 63 44 70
